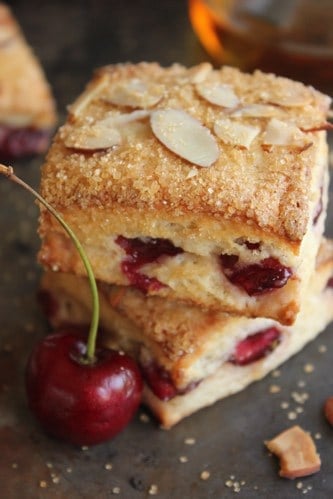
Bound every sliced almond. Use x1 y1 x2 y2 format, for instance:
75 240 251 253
265 425 321 479
214 118 260 149
69 74 109 118
196 82 240 108
62 110 149 151
104 78 164 108
188 62 213 84
61 120 121 150
97 110 150 127
263 118 309 146
231 104 277 118
150 108 219 167
266 88 312 108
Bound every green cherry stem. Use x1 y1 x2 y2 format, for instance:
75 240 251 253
0 163 99 363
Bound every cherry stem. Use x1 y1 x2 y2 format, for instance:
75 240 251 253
0 163 99 363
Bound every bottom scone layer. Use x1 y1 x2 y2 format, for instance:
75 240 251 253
39 239 333 428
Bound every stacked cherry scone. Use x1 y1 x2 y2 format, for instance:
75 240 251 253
37 62 333 428
0 4 56 160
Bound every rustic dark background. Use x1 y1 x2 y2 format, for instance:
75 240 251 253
0 1 333 498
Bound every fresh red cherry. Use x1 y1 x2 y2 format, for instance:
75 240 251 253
0 163 144 446
25 328 143 446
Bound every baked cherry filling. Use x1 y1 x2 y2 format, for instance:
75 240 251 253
141 361 198 401
220 254 292 295
116 236 183 293
229 327 281 366
0 125 50 160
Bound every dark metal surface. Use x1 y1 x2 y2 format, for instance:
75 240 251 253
0 1 333 497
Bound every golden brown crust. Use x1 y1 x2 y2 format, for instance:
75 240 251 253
0 4 56 128
40 62 330 242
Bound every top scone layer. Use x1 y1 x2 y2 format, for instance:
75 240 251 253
40 62 330 242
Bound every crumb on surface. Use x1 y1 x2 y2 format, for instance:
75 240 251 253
148 483 159 495
200 470 210 481
269 384 281 394
303 363 315 374
184 437 196 445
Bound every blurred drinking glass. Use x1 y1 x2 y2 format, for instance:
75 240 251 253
188 0 333 92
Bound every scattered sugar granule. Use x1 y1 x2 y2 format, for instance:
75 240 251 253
287 411 297 420
52 476 60 484
200 470 210 480
39 481 48 489
81 445 89 451
148 484 159 495
318 345 327 354
303 363 315 374
11 463 18 469
314 433 322 440
271 369 281 378
46 462 53 469
66 467 72 473
296 482 303 490
112 486 121 495
179 456 188 463
104 463 113 470
281 401 290 409
297 380 306 388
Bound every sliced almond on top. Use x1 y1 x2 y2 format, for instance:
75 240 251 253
265 425 321 479
265 87 312 108
62 123 121 150
196 81 240 108
188 62 213 84
263 118 309 146
214 118 260 149
97 110 150 127
231 104 277 118
150 108 219 167
62 110 149 151
104 78 164 108
69 74 109 118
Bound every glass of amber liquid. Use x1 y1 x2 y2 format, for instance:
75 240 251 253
189 0 333 92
